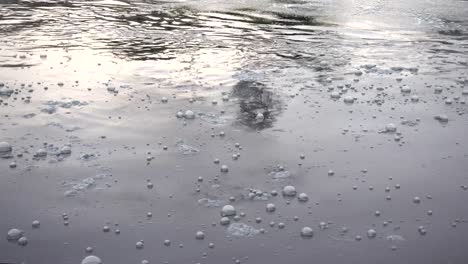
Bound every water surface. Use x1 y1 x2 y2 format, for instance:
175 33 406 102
1 0 468 263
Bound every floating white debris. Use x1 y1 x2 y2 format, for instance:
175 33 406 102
319 222 328 229
81 255 102 264
266 203 276 212
147 182 154 189
282 186 296 197
401 86 411 93
0 142 12 153
269 169 291 180
164 240 171 246
301 227 314 238
32 220 40 228
7 228 24 241
220 165 229 173
0 87 13 95
17 236 28 246
175 139 199 155
413 196 421 204
385 123 397 133
161 97 168 103
418 226 427 235
367 229 377 238
386 235 405 242
184 110 195 119
136 240 144 249
176 111 184 118
343 96 355 104
411 95 419 102
330 91 340 99
222 95 229 101
255 112 264 121
60 146 72 155
35 149 47 157
198 198 223 208
195 231 205 240
220 217 230 226
64 177 96 197
221 205 236 217
226 223 260 237
298 193 309 202
434 114 448 123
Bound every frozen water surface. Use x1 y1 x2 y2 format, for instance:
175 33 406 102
1 0 468 263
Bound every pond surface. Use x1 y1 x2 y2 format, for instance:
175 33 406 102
1 0 468 263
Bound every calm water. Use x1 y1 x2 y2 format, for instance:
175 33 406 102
1 0 468 263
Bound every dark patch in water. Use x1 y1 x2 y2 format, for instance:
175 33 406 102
231 80 282 130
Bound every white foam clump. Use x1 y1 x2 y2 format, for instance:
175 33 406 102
64 178 96 197
401 86 411 93
184 110 195 119
0 87 14 95
343 96 355 104
220 165 229 173
220 217 230 225
60 145 72 155
255 112 264 121
81 255 102 264
246 188 270 200
32 220 40 228
298 193 309 202
385 123 397 133
330 91 341 99
63 174 108 197
386 235 405 241
18 236 28 246
0 141 12 153
301 227 314 238
41 100 88 114
282 186 296 197
266 203 276 212
198 112 232 125
269 169 291 180
434 114 448 123
7 228 24 241
367 229 377 238
35 148 47 157
175 139 199 155
221 205 236 217
226 223 260 237
195 231 205 240
198 198 224 208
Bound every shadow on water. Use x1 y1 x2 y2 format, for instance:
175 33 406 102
231 80 283 130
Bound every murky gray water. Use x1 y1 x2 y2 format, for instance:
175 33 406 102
1 0 468 263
